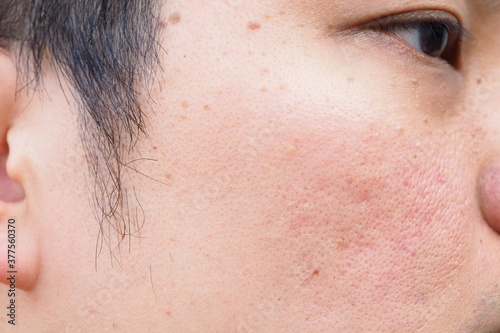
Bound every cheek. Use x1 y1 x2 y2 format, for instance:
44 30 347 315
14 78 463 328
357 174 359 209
260 113 475 317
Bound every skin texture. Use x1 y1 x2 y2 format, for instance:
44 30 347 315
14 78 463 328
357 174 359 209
1 0 500 332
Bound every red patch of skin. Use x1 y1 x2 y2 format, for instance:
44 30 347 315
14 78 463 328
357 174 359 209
247 111 475 324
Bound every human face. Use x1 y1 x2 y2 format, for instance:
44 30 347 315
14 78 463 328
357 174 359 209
1 0 500 332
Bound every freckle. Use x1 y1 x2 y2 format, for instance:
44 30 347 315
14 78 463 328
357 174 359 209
410 78 418 85
297 24 305 28
261 88 268 93
168 12 181 25
424 119 429 124
279 84 286 90
165 311 172 316
327 24 334 30
204 105 211 111
262 52 267 56
397 128 404 135
477 78 482 84
165 173 173 180
175 68 181 73
347 77 355 82
181 101 189 109
313 269 319 275
180 115 187 120
346 177 354 185
262 68 269 74
248 21 261 30
279 11 286 15
264 14 271 19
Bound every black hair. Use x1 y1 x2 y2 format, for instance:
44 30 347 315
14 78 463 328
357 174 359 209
0 0 162 260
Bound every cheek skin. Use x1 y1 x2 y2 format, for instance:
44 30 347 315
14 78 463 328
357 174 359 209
256 111 477 328
142 4 490 330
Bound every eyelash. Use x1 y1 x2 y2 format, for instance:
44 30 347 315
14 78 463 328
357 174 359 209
370 15 473 68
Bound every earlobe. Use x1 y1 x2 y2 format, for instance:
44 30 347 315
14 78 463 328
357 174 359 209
0 52 40 291
0 224 40 291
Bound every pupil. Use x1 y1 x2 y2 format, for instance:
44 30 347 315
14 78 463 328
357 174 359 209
418 22 449 57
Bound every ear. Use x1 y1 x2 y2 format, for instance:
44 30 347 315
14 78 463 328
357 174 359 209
0 52 40 291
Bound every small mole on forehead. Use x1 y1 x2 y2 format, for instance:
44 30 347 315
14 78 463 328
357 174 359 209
168 12 182 25
248 21 261 30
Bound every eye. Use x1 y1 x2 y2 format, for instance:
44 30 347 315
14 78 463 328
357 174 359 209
368 11 472 67
391 21 453 58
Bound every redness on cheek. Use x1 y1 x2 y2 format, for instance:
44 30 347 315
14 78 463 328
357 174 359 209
264 118 471 312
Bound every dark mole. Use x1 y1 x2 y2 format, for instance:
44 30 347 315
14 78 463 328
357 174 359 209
477 78 482 84
313 269 319 275
168 12 182 25
248 21 261 30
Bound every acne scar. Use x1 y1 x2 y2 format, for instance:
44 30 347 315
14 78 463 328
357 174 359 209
247 22 261 30
168 12 181 25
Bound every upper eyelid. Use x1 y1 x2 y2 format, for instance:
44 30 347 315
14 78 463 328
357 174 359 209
361 10 459 31
357 10 475 43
